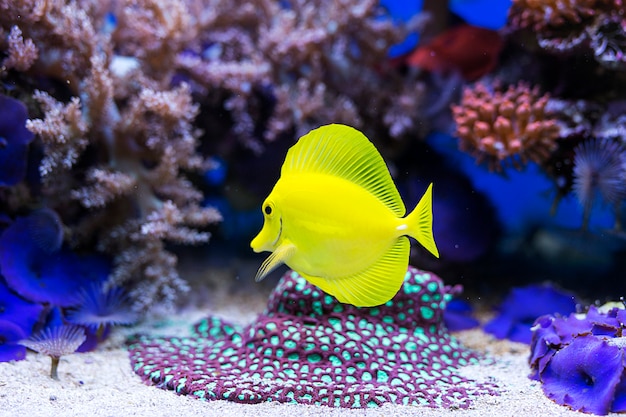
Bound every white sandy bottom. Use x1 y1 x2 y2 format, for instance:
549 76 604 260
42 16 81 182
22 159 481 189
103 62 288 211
1 319 618 417
0 275 612 417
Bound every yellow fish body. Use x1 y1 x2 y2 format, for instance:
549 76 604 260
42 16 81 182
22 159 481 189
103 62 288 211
250 124 439 307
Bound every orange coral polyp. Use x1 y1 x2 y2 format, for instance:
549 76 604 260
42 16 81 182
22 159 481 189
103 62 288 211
494 116 513 137
452 82 561 171
474 121 492 137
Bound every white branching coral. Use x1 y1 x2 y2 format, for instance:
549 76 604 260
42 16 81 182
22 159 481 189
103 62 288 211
2 0 222 312
1 0 427 313
26 92 89 177
176 0 421 150
3 25 38 72
102 201 221 312
113 0 198 78
71 168 137 209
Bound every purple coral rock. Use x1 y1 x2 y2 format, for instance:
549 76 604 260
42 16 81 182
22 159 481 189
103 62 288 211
530 306 626 415
0 319 27 361
444 299 480 331
0 94 34 186
0 278 44 335
0 213 109 306
541 334 624 415
484 284 577 344
128 267 499 408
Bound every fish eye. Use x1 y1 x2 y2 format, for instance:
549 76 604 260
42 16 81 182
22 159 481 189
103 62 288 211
263 202 274 216
264 205 272 215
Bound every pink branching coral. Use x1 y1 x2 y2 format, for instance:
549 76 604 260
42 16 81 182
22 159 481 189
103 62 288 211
451 82 561 171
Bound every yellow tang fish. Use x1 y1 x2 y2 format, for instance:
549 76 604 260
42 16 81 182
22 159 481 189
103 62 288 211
251 124 439 307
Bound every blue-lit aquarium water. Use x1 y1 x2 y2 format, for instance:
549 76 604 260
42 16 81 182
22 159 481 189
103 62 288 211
1 1 626 415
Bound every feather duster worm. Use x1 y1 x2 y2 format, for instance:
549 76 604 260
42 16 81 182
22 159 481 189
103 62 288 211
20 325 86 380
572 139 626 230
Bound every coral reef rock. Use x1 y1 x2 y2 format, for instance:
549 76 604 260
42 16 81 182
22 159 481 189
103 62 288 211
128 267 498 408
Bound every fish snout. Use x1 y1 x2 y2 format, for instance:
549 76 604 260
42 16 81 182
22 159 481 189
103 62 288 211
250 218 282 253
250 235 263 253
251 228 274 253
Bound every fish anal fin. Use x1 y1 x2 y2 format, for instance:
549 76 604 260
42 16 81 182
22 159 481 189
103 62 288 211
300 237 410 307
255 242 295 282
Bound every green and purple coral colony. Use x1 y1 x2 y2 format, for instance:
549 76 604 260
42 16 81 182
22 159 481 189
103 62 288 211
128 267 498 408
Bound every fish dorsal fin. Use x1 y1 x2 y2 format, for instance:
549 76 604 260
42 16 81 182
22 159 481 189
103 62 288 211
301 237 410 307
282 124 405 216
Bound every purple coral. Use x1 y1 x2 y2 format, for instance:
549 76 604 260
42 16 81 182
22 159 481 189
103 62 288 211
444 299 480 331
129 267 498 408
0 320 27 362
530 306 626 415
20 208 64 253
0 278 44 335
0 213 109 306
542 334 623 415
589 12 626 70
0 94 34 186
507 0 625 66
484 284 577 344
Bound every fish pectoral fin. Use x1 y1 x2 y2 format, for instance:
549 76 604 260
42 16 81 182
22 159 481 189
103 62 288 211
255 243 296 282
301 237 410 307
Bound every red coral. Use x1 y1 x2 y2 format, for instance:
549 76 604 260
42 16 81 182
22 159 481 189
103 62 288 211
452 82 561 171
406 24 504 81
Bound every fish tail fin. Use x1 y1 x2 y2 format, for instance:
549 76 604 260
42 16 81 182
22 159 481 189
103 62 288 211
404 183 439 258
